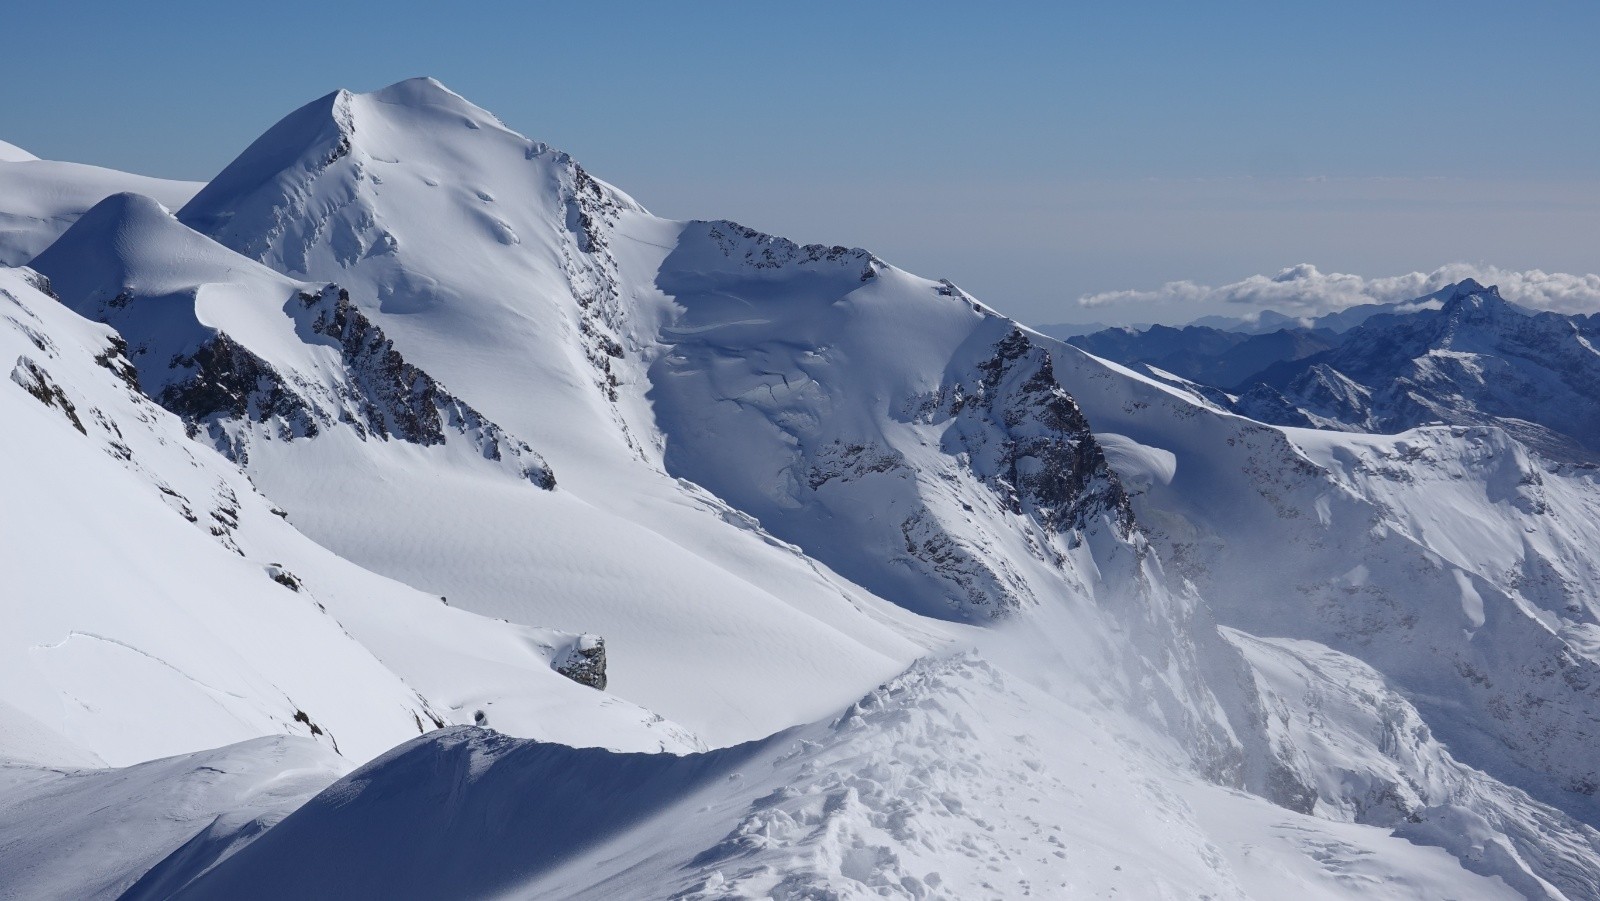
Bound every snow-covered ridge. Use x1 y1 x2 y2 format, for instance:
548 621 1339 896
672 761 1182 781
650 225 1136 621
31 192 554 486
165 74 1246 774
10 75 1600 898
0 139 38 163
689 219 880 277
90 652 1600 899
0 142 202 267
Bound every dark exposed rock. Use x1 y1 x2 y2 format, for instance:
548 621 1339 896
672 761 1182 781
564 163 632 409
702 220 878 281
267 564 302 592
11 356 86 434
296 286 451 445
898 509 1023 616
326 132 352 167
292 709 324 737
806 440 906 490
949 329 1135 538
20 270 58 301
161 333 317 443
95 281 554 489
92 335 142 392
554 635 607 690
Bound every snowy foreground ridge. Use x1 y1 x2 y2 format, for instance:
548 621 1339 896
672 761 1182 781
4 79 1600 900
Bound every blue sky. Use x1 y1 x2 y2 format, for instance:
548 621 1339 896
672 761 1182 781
4 1 1597 324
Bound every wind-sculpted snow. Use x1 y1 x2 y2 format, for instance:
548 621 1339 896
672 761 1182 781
144 653 1556 900
650 221 1132 620
640 220 1257 788
161 76 953 744
0 736 346 901
31 192 554 487
151 656 1250 899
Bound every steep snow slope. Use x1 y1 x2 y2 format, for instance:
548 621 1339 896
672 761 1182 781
1053 339 1600 825
31 191 553 486
167 75 1600 843
170 78 1245 768
619 218 1259 776
644 224 1135 621
164 78 964 744
0 736 345 901
154 653 1595 900
1222 630 1600 899
0 147 201 265
0 264 697 765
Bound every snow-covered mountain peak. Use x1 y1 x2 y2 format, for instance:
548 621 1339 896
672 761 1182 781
180 76 643 272
19 78 1600 898
356 76 497 126
1436 279 1527 319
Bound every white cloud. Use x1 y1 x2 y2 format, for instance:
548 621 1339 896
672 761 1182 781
1078 264 1600 318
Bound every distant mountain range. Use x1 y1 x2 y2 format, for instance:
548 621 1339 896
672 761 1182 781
1062 279 1600 461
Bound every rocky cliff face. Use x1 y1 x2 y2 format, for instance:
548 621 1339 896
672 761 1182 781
938 328 1134 539
648 223 1140 620
293 285 555 487
30 193 554 487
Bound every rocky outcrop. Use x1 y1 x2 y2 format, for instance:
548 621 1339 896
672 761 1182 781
699 220 879 282
292 286 554 488
161 333 318 446
934 329 1134 539
554 635 606 690
561 161 631 410
12 356 86 434
74 279 555 487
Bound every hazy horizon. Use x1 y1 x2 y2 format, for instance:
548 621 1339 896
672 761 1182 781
4 1 1596 327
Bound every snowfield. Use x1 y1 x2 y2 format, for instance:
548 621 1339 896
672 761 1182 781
4 77 1600 899
0 141 201 266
